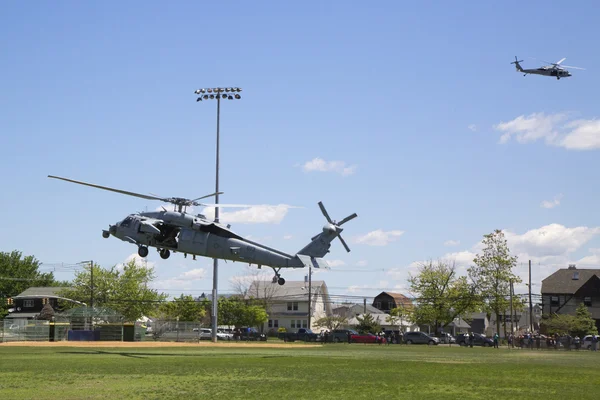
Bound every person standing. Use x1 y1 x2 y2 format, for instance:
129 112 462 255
493 333 499 349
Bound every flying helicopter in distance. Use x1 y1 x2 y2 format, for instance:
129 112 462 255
48 175 358 285
511 56 585 80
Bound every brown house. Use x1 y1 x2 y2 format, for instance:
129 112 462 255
372 291 413 314
540 265 600 330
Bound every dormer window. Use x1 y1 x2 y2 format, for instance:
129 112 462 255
573 272 579 280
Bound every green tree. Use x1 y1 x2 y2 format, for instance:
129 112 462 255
314 315 348 331
409 260 479 332
573 303 598 337
387 304 413 332
0 251 57 318
37 302 55 321
541 313 577 335
468 230 521 336
355 313 381 334
158 294 206 321
58 260 167 322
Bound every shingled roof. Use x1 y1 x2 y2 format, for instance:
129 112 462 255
14 287 69 298
541 268 600 294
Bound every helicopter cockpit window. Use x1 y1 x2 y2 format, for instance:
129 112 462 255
121 216 134 227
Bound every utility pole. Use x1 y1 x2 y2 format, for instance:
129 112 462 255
90 260 94 309
528 260 533 332
509 279 514 338
307 263 312 329
363 298 366 314
194 87 242 343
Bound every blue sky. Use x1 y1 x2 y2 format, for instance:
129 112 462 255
2 1 600 302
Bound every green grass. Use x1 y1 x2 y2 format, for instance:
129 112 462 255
1 344 599 399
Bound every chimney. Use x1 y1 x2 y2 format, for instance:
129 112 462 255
568 264 577 270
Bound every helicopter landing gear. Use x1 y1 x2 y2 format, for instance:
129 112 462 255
159 249 171 260
271 268 285 285
138 246 149 258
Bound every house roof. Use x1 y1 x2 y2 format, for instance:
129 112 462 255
444 318 471 329
333 303 384 316
541 268 600 294
5 312 40 319
375 291 413 309
246 280 328 302
14 287 70 298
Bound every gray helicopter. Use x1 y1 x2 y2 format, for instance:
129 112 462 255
511 56 585 80
48 175 357 285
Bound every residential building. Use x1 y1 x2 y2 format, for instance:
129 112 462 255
487 305 542 335
6 287 70 322
246 280 332 334
464 312 490 335
371 291 413 313
333 302 384 319
541 265 600 330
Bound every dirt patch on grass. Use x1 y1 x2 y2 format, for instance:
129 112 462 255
1 341 320 348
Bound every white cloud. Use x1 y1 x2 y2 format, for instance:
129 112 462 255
494 112 600 150
201 204 297 224
150 268 208 293
541 194 563 209
356 260 368 267
468 124 477 132
444 240 460 246
180 268 206 280
116 253 156 271
354 229 404 246
283 235 293 240
301 157 357 176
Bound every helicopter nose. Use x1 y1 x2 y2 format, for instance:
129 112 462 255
109 224 117 235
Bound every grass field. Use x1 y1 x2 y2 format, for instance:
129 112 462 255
1 342 599 399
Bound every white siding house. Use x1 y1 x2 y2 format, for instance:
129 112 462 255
246 280 332 335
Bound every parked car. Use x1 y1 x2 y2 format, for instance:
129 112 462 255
329 329 357 343
456 332 493 347
239 327 267 341
403 331 439 345
350 332 385 344
435 332 456 344
279 328 319 342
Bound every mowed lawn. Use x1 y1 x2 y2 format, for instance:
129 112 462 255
1 343 599 399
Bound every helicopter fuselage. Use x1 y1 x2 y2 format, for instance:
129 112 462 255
521 67 571 79
104 211 330 270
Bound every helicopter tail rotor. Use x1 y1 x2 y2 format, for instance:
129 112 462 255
318 201 357 253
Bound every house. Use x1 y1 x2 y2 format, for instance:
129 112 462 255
541 265 600 330
464 312 490 335
346 312 417 332
440 317 471 336
333 302 384 319
487 304 543 335
6 287 70 322
246 280 332 334
371 291 413 313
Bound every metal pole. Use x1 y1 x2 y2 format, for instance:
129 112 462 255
509 279 514 343
90 260 94 309
308 263 312 329
529 259 533 332
211 96 221 343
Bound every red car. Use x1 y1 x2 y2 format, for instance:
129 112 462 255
350 332 386 344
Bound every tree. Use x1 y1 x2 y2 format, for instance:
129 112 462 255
468 230 521 336
387 304 413 332
158 294 206 321
573 303 598 337
58 260 167 322
541 313 577 336
408 260 479 332
355 313 380 334
313 315 348 331
37 302 55 321
0 251 58 318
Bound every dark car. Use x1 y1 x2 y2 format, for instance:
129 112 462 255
403 331 439 345
456 332 493 347
239 327 267 341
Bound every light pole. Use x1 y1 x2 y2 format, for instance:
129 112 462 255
194 87 242 343
79 260 94 309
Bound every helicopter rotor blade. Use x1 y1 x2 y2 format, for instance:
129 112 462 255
191 192 224 202
561 65 585 70
338 234 351 253
555 57 566 65
318 201 333 224
337 213 358 226
48 175 166 202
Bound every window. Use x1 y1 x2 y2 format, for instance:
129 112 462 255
293 302 298 311
23 300 34 308
291 320 296 329
268 320 273 328
273 320 279 328
584 297 592 307
302 320 307 328
550 296 559 306
288 302 298 311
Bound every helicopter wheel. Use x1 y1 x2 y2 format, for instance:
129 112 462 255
277 277 285 286
102 231 110 239
138 246 149 258
159 249 171 259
